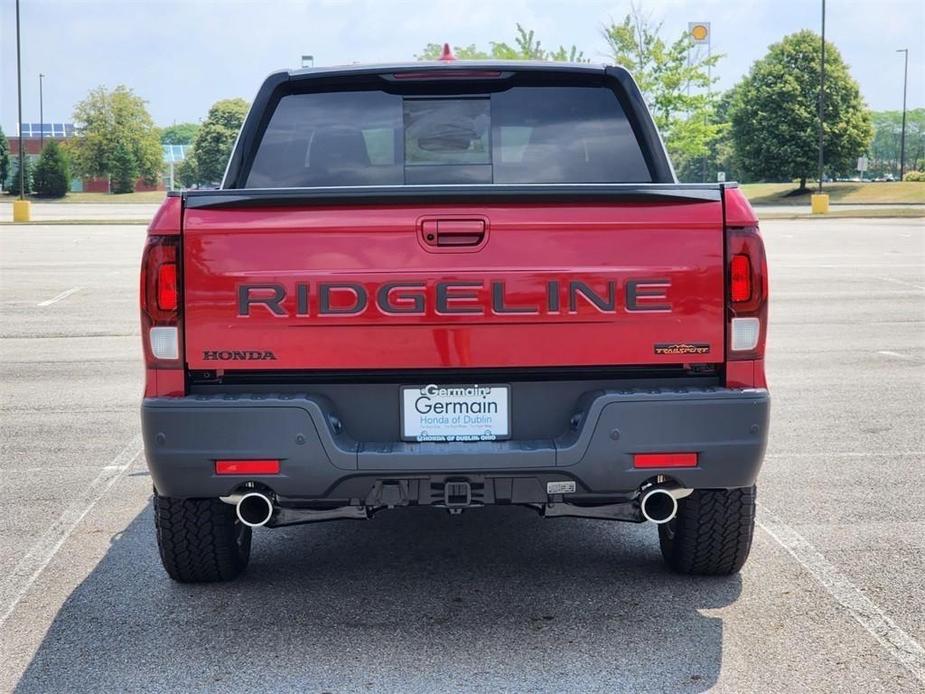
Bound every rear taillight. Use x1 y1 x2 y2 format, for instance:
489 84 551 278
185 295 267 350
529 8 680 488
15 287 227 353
140 235 182 368
157 263 178 311
726 226 768 361
730 254 752 302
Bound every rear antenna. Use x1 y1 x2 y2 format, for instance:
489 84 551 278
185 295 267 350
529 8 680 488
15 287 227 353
439 42 456 62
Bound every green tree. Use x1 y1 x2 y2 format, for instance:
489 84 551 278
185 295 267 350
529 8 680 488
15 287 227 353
867 109 925 177
69 85 162 187
175 154 199 188
603 8 723 181
160 122 200 145
110 141 139 194
185 98 249 185
33 141 71 197
675 89 741 183
0 125 10 191
417 24 586 62
11 156 32 195
729 30 873 188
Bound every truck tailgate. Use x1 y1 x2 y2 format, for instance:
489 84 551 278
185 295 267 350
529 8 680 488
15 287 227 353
182 200 724 371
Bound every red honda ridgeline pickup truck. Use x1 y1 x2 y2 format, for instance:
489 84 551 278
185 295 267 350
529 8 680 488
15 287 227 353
141 59 769 582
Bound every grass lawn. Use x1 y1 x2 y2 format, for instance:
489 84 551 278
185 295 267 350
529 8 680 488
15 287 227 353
20 190 168 204
740 181 925 206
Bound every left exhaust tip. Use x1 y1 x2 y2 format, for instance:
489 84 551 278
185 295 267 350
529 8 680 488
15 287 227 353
236 491 274 527
640 488 679 524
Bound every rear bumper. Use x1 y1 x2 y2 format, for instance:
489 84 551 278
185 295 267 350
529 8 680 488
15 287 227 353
142 387 769 501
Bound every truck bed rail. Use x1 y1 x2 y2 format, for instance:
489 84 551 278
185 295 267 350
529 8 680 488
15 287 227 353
179 183 730 209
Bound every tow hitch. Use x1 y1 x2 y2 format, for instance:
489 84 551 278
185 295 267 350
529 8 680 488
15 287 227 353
444 481 472 508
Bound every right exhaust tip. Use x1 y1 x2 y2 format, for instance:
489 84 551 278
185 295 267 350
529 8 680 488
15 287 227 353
236 491 274 527
640 488 679 524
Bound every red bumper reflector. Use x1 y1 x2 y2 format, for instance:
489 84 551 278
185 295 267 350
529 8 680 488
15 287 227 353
633 453 698 469
215 459 280 475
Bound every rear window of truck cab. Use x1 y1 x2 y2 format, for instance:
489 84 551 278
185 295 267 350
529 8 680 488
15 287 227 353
244 85 652 187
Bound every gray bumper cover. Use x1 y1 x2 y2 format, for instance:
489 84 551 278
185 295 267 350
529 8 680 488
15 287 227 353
142 387 770 499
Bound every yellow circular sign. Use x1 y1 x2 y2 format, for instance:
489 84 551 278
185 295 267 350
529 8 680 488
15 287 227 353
691 24 709 41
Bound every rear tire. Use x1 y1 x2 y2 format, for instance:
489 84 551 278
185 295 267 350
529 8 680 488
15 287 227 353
658 486 756 576
153 494 251 583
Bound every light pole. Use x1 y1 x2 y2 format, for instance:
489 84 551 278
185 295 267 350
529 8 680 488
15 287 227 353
11 0 30 220
16 0 24 200
897 49 908 180
39 73 45 152
817 0 826 193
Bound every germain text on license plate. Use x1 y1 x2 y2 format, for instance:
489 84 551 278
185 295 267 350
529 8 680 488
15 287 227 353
401 384 511 442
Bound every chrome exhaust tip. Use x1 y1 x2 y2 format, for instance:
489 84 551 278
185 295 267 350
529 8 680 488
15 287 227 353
235 491 274 527
640 487 680 524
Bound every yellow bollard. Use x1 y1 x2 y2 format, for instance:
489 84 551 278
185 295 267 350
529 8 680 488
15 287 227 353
12 199 32 222
810 193 829 215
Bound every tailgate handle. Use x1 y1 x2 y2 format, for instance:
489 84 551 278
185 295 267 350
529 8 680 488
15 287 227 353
422 219 486 247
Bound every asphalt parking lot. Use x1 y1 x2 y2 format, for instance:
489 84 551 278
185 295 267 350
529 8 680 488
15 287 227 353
0 215 923 692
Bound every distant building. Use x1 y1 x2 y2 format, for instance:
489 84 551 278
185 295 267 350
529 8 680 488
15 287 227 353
4 123 188 193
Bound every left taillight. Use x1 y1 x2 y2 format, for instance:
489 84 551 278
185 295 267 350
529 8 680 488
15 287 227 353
726 226 768 361
140 235 182 367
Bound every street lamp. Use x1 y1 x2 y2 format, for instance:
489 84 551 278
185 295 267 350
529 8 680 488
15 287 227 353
15 0 24 201
817 0 826 194
897 49 908 181
10 0 31 220
39 73 45 152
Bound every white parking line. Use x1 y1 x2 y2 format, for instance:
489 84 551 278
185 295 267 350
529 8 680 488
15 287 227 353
757 503 925 684
878 350 913 360
37 287 83 307
0 435 143 629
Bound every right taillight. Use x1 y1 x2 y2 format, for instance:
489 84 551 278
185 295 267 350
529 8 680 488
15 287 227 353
730 254 752 302
157 262 178 311
140 235 182 368
726 226 768 360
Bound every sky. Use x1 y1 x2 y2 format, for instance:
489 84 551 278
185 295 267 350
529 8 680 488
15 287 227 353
1 0 923 132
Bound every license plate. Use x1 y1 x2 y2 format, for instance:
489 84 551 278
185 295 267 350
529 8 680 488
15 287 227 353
400 384 511 442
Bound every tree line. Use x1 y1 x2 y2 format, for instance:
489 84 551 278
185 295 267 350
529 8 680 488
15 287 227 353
0 90 250 196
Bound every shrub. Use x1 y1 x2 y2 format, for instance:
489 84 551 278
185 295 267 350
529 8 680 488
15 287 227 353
903 170 925 182
0 125 10 191
110 142 139 194
33 141 71 197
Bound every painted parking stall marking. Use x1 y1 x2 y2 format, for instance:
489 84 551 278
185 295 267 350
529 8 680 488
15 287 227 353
0 435 143 629
757 503 925 684
37 286 83 307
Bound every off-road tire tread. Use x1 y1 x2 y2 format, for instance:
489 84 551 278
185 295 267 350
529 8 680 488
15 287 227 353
658 486 756 576
153 495 251 583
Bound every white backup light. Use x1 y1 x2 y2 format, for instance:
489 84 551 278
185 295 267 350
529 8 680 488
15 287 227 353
150 326 179 360
730 317 760 352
